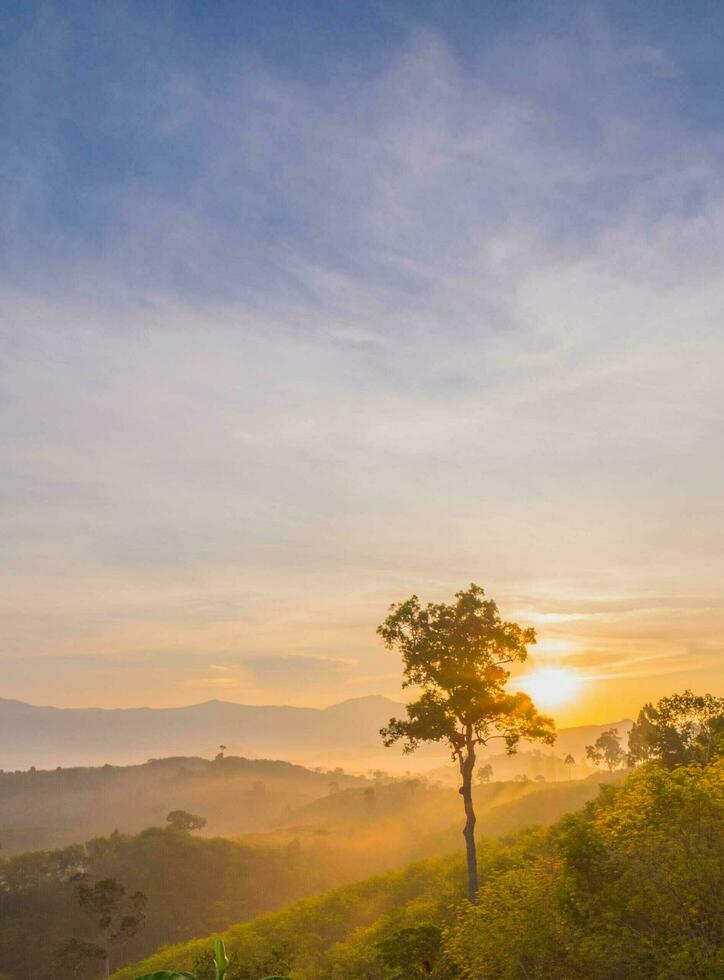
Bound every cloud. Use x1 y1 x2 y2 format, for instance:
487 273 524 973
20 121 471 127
242 654 357 682
1 5 723 719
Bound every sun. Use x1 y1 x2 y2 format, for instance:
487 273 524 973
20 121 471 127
517 667 582 707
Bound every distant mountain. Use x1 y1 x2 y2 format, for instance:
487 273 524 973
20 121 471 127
0 694 632 772
0 694 405 770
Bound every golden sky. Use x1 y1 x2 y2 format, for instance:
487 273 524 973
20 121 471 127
2 5 723 723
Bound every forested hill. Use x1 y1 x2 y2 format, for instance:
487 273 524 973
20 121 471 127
0 751 614 855
0 774 612 978
0 754 365 854
114 758 723 980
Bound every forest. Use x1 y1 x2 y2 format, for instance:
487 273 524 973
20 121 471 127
0 770 606 977
0 739 612 858
114 756 723 980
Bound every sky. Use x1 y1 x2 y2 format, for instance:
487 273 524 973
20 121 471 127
1 1 724 726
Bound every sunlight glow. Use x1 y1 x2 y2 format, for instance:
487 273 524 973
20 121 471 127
517 667 583 708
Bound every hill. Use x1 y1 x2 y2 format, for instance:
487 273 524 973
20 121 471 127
0 775 612 978
113 758 723 980
0 739 629 856
0 754 366 855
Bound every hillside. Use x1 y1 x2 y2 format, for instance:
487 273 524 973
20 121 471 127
0 754 366 854
0 740 628 856
0 775 611 978
275 773 616 849
113 759 723 980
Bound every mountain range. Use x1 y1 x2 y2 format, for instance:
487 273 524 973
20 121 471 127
0 695 632 771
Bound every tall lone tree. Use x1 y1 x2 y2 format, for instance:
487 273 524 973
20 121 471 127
378 583 555 903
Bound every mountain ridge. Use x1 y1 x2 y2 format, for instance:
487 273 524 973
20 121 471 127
0 694 632 771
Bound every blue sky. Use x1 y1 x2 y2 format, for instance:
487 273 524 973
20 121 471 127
1 1 723 721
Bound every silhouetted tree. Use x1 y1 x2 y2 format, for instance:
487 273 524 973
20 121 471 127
53 938 105 979
585 729 625 771
378 584 555 903
564 753 575 779
166 810 207 832
476 763 493 785
628 690 724 768
74 875 146 979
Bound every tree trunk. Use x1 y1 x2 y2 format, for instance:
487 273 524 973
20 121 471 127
704 727 713 764
458 733 478 904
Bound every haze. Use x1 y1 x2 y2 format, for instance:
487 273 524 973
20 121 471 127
2 1 724 727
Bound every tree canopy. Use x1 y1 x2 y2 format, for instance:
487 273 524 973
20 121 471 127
585 728 626 772
166 811 208 833
115 753 724 980
476 764 493 785
628 690 724 768
379 584 555 759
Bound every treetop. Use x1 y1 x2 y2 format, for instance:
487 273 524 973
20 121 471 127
379 584 555 759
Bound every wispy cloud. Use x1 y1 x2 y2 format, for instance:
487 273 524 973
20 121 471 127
1 4 723 720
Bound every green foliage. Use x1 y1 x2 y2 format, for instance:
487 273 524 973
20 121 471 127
628 689 724 768
137 938 252 980
191 940 293 980
378 584 554 757
166 811 208 833
53 938 106 979
584 727 625 771
0 776 592 980
116 756 723 980
446 859 577 979
446 758 724 979
475 764 493 785
112 855 470 980
214 939 230 979
13 690 722 980
0 825 330 979
136 973 196 979
58 874 147 975
0 755 366 857
76 875 147 941
376 925 458 978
